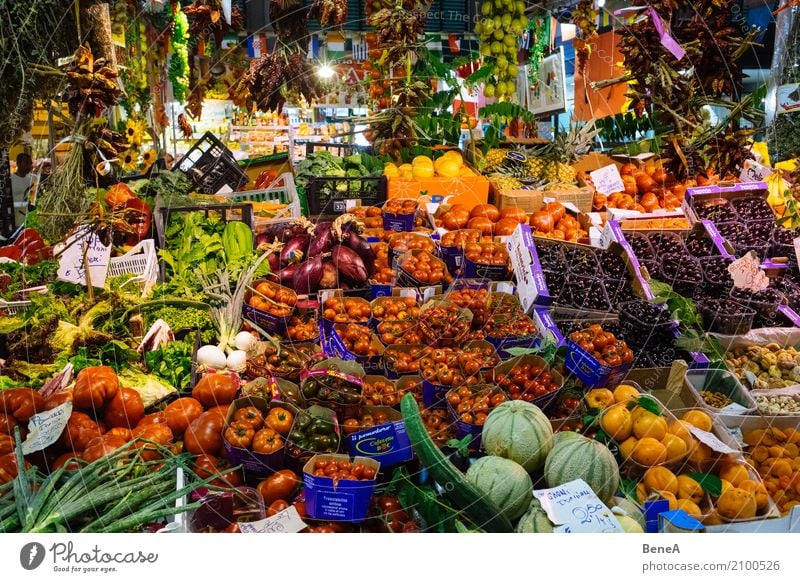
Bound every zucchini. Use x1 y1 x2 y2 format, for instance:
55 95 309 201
401 393 514 533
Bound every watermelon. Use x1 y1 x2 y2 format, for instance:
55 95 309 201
465 456 533 521
481 400 553 472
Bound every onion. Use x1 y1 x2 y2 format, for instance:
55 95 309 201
196 345 227 370
234 331 257 352
226 350 248 372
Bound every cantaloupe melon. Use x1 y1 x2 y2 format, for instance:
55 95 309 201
481 401 553 472
465 456 533 521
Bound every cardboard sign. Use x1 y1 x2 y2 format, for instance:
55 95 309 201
56 226 112 288
589 164 625 196
238 505 307 533
793 236 800 269
728 252 769 291
740 160 774 183
688 426 739 455
22 401 72 455
533 478 624 533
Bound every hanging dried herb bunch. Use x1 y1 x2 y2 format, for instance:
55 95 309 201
62 44 122 118
308 0 347 27
246 49 321 113
270 0 311 45
183 0 244 49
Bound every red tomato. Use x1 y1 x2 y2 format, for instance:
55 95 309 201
103 388 145 429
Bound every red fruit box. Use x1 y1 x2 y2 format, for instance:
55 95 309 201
302 454 380 522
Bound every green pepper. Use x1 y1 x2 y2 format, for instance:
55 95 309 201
309 435 325 451
310 418 332 435
296 414 312 430
303 380 319 398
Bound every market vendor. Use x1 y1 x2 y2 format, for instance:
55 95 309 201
10 152 34 226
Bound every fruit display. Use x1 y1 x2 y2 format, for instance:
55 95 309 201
569 326 634 368
286 410 340 456
492 357 560 402
417 301 472 344
334 324 383 357
593 162 686 213
309 458 377 482
397 250 451 285
322 295 372 323
384 152 476 179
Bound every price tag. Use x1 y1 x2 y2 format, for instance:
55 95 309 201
533 479 624 533
238 505 307 533
728 252 769 291
589 164 625 196
22 401 73 455
739 160 774 183
793 236 800 269
688 426 739 455
720 402 750 415
56 226 111 288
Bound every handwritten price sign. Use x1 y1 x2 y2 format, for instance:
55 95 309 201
238 505 307 534
727 252 769 292
56 226 111 288
533 478 624 533
589 164 626 196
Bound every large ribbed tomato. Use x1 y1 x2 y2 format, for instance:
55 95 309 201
103 388 145 429
72 366 119 411
183 408 226 456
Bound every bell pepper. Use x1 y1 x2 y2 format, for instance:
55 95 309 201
122 197 152 244
222 221 254 264
252 427 283 454
224 421 255 449
104 182 136 209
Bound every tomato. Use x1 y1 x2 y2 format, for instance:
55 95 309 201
192 374 238 409
43 391 72 411
257 470 299 505
224 421 255 449
0 433 13 455
0 452 26 484
72 366 119 412
499 207 529 224
264 407 294 436
163 397 204 436
0 413 16 435
232 406 264 430
103 388 145 429
131 423 174 461
193 453 243 487
0 387 45 422
82 434 128 463
51 452 83 472
251 427 283 454
266 499 290 517
106 427 132 441
60 411 103 452
184 408 226 456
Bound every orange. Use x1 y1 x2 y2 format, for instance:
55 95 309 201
600 404 633 441
702 510 724 526
632 437 667 466
675 498 703 518
633 410 668 441
688 442 712 466
612 384 641 404
643 467 679 495
661 433 688 462
719 479 734 496
636 482 648 504
619 436 638 461
681 410 713 432
719 463 750 487
677 475 704 504
668 420 697 450
585 388 615 410
717 487 757 520
654 490 678 510
739 479 769 510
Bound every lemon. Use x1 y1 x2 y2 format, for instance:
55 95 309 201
383 163 399 177
497 55 508 70
515 1 525 14
481 1 492 16
443 150 463 166
504 34 517 48
501 14 512 26
412 164 435 178
506 64 518 78
493 29 505 41
482 18 495 34
412 155 434 167
436 159 461 178
491 41 503 54
480 44 493 57
399 163 413 178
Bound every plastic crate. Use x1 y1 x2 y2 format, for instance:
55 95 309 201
218 172 302 223
108 239 159 296
306 175 388 217
176 132 248 194
155 203 255 249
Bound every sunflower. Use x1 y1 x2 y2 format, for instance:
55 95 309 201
140 148 156 169
124 118 146 146
121 149 139 172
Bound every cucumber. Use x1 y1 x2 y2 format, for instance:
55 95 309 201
400 393 513 533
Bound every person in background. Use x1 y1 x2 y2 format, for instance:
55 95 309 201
10 153 33 226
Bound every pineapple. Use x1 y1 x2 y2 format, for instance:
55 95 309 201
539 122 599 184
482 148 508 172
490 163 529 190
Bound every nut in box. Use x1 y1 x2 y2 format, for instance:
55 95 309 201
303 454 380 522
243 280 297 333
446 384 508 449
222 396 297 476
341 406 413 467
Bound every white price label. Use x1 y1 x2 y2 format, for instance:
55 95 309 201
728 252 769 292
238 505 307 533
589 164 626 196
688 426 739 454
533 479 624 533
56 226 112 288
22 401 73 455
739 160 773 183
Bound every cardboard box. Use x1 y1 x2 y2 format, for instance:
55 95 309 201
684 181 769 223
223 396 297 476
493 186 594 213
572 152 620 174
683 368 757 427
328 324 385 374
344 407 413 467
387 173 489 210
507 223 553 312
302 454 380 522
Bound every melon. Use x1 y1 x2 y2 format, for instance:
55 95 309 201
612 496 646 529
615 514 644 533
516 499 554 533
465 456 533 521
544 432 620 505
481 400 553 472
